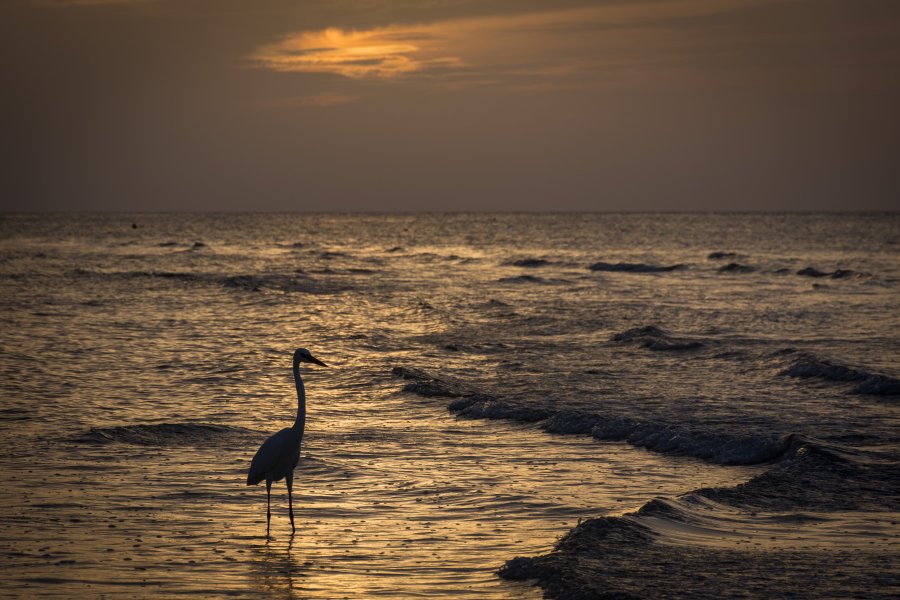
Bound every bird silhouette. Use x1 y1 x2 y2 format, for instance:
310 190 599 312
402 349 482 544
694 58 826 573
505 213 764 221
247 348 327 533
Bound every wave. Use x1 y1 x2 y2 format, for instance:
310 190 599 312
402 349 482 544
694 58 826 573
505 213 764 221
449 396 554 423
588 261 683 273
72 423 255 446
612 325 704 351
779 352 900 396
394 367 785 465
392 366 474 398
717 262 756 274
71 269 353 294
780 353 865 381
694 442 899 511
503 258 550 268
221 273 348 294
183 241 208 252
72 269 202 282
0 407 34 422
498 274 546 284
707 251 740 260
498 440 899 598
317 250 352 260
852 375 900 395
796 267 866 279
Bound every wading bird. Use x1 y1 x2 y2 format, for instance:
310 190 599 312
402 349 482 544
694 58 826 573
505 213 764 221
247 348 327 532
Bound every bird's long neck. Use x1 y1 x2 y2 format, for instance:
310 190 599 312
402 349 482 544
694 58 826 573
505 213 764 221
292 357 306 434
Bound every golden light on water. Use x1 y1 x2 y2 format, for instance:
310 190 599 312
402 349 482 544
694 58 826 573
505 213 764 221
3 406 762 598
3 213 899 598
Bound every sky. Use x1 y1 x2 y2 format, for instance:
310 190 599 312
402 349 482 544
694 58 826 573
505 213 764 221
1 0 898 212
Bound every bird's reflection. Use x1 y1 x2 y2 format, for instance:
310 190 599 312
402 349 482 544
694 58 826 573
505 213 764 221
250 531 307 599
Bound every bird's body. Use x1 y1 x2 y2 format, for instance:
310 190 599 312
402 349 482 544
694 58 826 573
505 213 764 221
247 347 327 533
247 427 300 486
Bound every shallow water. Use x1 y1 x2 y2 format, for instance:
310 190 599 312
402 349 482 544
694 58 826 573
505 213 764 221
1 402 757 598
0 213 897 597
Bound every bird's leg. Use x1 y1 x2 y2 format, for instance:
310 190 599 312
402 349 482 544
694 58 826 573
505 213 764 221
286 471 296 532
265 477 272 535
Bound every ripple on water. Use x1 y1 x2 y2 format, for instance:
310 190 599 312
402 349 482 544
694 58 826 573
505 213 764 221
2 213 896 599
1 404 759 599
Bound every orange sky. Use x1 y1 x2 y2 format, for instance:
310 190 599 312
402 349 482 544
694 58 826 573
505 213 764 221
1 0 898 210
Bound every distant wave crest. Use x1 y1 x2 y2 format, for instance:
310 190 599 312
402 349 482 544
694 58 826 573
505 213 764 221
717 262 756 274
497 274 549 284
796 267 867 279
71 269 352 294
588 262 683 273
779 352 900 396
73 423 255 446
221 273 350 294
612 325 704 351
503 258 550 268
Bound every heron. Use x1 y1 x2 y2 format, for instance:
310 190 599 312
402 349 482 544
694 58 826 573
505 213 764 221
247 347 327 532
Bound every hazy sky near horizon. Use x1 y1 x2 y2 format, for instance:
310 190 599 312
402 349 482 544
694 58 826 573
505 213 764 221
2 0 898 211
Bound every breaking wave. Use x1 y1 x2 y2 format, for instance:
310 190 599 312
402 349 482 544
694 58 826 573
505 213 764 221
393 367 787 465
693 442 900 511
498 438 899 598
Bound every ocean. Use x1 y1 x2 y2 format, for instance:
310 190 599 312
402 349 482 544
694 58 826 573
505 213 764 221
0 213 897 598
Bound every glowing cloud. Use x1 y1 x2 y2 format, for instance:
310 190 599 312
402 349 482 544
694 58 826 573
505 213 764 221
248 26 463 79
247 1 783 84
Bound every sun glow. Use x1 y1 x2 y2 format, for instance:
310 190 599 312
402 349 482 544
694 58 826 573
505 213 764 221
249 26 463 79
247 1 783 84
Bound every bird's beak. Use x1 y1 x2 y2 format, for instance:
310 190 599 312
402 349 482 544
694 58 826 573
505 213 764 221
308 355 328 367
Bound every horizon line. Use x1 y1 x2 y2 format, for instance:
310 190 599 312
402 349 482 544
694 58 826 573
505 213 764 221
3 209 898 216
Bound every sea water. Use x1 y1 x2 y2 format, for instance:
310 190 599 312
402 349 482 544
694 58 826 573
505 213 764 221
0 213 896 597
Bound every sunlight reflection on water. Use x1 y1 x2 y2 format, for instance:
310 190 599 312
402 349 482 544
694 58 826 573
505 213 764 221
1 213 895 598
3 394 758 598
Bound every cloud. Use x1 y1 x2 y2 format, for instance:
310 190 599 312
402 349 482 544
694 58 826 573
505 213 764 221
246 1 785 85
247 26 464 79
